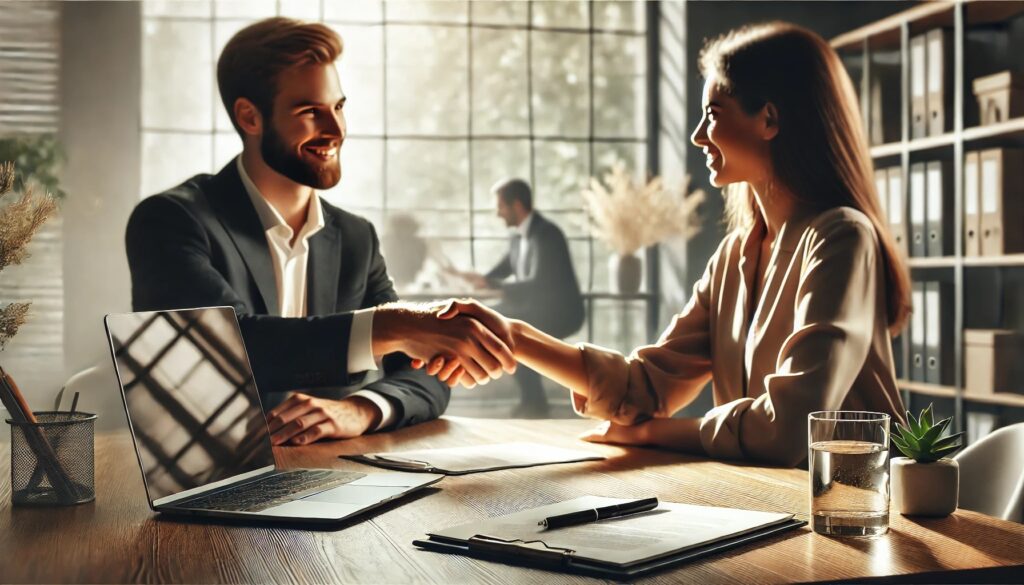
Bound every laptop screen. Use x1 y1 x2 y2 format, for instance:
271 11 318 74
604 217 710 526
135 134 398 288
105 307 276 503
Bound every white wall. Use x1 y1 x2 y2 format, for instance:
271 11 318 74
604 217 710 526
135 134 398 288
59 1 141 429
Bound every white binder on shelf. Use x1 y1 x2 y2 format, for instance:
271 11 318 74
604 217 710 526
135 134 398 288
926 29 951 136
887 166 908 258
926 160 952 257
910 162 927 257
876 167 888 218
910 34 928 139
911 282 926 382
924 281 954 386
964 151 981 257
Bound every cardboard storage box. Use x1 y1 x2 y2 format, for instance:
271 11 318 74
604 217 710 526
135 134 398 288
964 329 1024 396
972 71 1024 125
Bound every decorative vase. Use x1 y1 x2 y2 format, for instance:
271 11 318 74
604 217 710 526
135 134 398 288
609 252 642 294
891 457 959 516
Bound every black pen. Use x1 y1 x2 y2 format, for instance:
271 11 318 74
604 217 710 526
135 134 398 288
538 497 659 530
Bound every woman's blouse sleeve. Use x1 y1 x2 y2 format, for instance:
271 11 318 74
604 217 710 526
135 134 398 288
571 238 728 424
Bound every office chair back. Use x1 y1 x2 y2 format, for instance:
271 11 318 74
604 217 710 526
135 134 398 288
954 423 1024 523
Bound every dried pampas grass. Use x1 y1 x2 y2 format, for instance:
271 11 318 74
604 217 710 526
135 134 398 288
581 162 705 256
0 302 30 350
0 162 57 272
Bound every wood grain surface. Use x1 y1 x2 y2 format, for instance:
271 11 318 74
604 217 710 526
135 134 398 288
1 417 1022 584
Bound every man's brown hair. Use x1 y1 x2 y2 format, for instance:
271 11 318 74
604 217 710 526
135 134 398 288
217 17 342 135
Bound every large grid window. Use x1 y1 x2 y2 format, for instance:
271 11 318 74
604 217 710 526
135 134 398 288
140 0 649 349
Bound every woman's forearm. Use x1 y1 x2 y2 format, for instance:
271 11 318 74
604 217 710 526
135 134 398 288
640 418 705 455
510 319 590 397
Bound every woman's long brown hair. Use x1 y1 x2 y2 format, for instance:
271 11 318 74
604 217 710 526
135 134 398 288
699 21 911 334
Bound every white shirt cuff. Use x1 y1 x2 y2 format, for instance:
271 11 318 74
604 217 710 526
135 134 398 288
349 389 397 431
347 308 378 374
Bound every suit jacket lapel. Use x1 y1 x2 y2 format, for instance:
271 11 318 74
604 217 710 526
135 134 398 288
208 162 280 315
307 209 342 315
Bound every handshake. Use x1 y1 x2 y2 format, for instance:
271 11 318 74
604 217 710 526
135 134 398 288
372 299 517 388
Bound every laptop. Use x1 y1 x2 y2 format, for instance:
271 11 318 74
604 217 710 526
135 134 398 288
104 306 442 524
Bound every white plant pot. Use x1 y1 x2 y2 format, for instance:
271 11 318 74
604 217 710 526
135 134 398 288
891 457 959 516
609 252 642 294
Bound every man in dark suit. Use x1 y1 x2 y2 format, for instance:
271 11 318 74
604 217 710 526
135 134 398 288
458 179 585 417
126 18 513 446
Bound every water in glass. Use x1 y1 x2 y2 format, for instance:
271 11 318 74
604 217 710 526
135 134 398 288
810 439 889 537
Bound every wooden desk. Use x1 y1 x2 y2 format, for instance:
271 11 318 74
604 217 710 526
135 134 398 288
1 417 1021 583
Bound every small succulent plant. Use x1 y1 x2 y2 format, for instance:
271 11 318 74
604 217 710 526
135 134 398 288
892 404 964 463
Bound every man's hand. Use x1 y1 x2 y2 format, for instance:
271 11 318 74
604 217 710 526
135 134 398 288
372 302 516 389
416 299 517 388
266 393 381 446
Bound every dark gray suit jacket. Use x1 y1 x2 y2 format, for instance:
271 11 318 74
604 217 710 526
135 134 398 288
125 161 448 430
486 212 585 339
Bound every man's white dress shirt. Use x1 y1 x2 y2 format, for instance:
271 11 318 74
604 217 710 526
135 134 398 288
237 157 394 430
513 211 534 280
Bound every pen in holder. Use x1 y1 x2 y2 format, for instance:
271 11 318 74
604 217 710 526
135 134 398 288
0 365 95 506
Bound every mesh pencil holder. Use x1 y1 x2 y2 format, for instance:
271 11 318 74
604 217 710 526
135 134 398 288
6 411 96 506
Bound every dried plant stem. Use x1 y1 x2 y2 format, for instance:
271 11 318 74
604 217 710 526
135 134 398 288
0 302 30 350
0 185 57 272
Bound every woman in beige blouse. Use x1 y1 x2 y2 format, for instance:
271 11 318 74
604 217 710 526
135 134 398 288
426 22 910 467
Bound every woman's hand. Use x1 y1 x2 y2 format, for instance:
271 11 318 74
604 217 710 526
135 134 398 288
578 420 651 446
411 299 517 388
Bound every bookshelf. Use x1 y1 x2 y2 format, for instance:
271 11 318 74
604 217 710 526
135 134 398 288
832 0 1024 437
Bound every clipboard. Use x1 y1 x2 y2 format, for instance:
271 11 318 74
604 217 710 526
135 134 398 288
413 520 806 579
413 496 806 579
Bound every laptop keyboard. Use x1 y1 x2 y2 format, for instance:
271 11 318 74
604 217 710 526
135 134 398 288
180 469 366 513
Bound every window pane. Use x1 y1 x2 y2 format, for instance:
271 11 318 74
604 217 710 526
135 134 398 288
473 212 508 239
593 141 647 177
470 0 527 26
333 24 384 136
593 1 645 32
472 238 508 274
386 25 468 136
143 0 211 18
594 33 646 138
278 0 321 19
472 29 528 136
213 0 276 19
324 0 383 23
531 31 589 138
532 140 589 210
471 139 530 208
532 0 587 29
321 137 384 210
142 132 212 197
213 131 242 170
410 210 471 238
386 1 467 23
591 298 646 352
143 19 213 131
540 210 586 238
387 139 469 209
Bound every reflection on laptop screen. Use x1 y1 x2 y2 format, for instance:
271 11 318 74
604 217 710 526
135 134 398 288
106 307 275 501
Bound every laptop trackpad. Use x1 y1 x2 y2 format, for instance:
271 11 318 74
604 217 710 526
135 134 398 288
304 485 410 505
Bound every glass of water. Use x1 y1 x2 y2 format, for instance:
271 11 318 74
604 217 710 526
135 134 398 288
808 411 890 537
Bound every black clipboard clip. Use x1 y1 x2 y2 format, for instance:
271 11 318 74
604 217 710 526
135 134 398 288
467 534 577 567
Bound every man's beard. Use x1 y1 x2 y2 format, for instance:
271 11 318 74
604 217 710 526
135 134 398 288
260 124 341 190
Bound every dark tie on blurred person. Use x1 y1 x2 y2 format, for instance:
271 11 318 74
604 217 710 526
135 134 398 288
454 179 584 418
125 18 514 446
